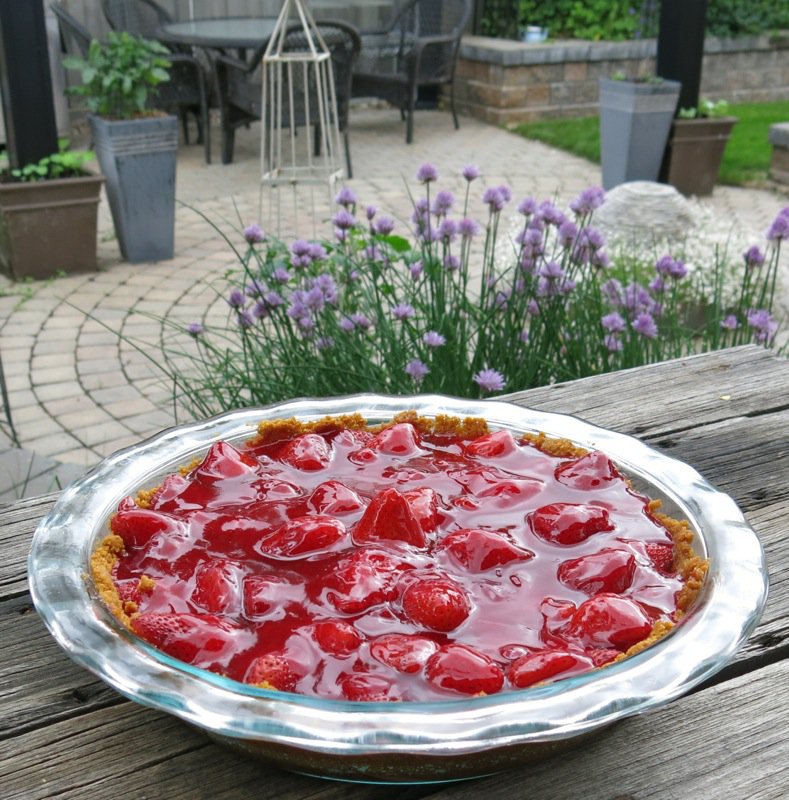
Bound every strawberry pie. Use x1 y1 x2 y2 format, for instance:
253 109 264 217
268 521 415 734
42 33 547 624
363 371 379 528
91 412 707 701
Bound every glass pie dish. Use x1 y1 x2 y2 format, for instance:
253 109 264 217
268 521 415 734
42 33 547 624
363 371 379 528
28 394 768 783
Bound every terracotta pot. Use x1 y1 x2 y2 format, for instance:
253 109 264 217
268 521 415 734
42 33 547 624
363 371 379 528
0 173 105 281
663 116 737 197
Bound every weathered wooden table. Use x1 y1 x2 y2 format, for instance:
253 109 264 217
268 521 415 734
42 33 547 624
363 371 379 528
3 346 788 799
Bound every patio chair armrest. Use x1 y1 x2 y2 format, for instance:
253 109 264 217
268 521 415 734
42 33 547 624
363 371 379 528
214 51 258 75
405 34 462 79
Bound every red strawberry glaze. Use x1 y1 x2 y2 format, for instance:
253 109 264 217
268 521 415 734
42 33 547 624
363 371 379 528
93 415 704 701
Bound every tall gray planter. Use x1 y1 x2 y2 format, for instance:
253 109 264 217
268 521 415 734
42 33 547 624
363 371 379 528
89 114 178 263
598 78 681 190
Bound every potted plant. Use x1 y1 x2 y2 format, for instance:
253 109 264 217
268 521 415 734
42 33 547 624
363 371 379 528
598 72 681 190
64 32 177 264
661 99 738 197
0 140 105 280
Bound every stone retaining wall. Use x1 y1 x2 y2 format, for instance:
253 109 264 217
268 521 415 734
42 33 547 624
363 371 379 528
453 32 789 126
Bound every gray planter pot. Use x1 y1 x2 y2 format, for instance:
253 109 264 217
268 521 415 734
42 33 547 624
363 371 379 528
89 114 178 263
598 78 681 190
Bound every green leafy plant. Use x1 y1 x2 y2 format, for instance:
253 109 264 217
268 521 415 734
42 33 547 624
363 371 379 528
6 139 94 182
677 98 731 119
64 31 171 120
117 165 786 421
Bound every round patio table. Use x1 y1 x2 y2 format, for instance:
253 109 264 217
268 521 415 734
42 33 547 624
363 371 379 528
157 18 278 51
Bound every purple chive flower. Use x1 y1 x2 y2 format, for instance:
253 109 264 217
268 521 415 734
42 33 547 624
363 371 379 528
349 269 361 282
308 243 327 261
747 309 778 343
332 209 356 230
497 185 512 203
290 240 312 269
335 228 349 244
186 322 204 337
438 218 458 240
245 279 266 298
570 186 605 216
633 312 658 338
604 333 623 352
539 261 565 280
462 164 480 182
227 289 246 309
458 217 480 238
409 261 424 280
527 299 540 316
766 207 789 241
405 358 430 383
482 187 505 212
297 316 315 333
272 266 291 283
366 204 377 221
392 303 415 320
350 313 372 331
536 200 565 226
473 368 506 393
339 317 356 332
519 330 529 343
601 312 626 333
364 244 383 262
305 286 325 311
237 309 255 328
263 290 283 308
558 219 579 247
422 330 446 347
517 196 537 216
601 278 623 306
720 314 739 330
443 253 460 271
334 186 357 207
743 245 766 269
243 223 265 244
316 336 334 350
432 190 455 217
417 162 438 183
649 276 667 294
373 216 395 236
623 283 654 314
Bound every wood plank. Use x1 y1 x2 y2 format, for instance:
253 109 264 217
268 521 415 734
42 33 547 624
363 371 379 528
0 493 56 598
2 657 786 799
426 658 789 800
503 345 789 436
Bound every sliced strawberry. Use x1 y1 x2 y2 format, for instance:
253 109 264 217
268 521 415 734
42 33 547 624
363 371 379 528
110 507 182 549
131 612 246 666
322 548 414 614
369 633 438 674
353 487 427 548
557 548 636 594
401 576 471 632
507 649 595 689
564 594 653 651
555 450 620 490
369 422 423 455
425 644 505 696
587 647 621 666
280 433 332 471
308 480 364 515
242 573 304 619
256 515 348 559
191 559 241 613
439 528 534 572
401 486 439 533
245 653 300 691
452 496 480 511
645 541 675 575
465 430 517 458
539 596 577 642
193 441 259 481
338 672 400 701
311 619 363 656
146 473 190 510
529 502 614 545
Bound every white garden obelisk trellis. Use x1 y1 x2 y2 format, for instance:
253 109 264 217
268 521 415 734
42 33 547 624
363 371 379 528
261 0 344 234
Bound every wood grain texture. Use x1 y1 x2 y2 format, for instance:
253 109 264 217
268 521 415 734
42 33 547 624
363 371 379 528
3 347 788 798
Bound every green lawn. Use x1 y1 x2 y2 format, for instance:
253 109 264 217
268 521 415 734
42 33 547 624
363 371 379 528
511 101 789 187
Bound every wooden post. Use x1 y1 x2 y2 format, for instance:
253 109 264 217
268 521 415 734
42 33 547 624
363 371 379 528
0 0 59 169
656 0 709 112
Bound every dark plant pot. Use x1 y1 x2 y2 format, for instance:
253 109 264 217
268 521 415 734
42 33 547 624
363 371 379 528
89 114 177 264
663 117 737 197
0 173 105 281
598 78 681 190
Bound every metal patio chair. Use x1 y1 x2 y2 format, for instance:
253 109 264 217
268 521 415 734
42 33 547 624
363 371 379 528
351 0 472 144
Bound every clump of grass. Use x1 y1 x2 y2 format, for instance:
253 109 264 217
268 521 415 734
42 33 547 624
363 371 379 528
512 100 789 187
